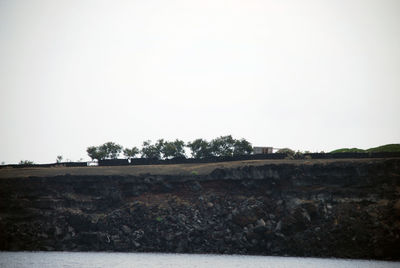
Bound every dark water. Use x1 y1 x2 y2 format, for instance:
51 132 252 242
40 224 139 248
0 252 398 268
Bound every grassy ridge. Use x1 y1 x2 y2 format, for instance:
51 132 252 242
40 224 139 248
330 144 400 153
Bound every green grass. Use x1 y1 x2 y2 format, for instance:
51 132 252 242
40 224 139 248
330 148 366 153
330 144 400 153
366 144 400 153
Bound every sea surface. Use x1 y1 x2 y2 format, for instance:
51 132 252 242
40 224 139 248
0 252 398 268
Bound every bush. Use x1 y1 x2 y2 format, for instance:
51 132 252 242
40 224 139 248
276 148 295 156
19 160 34 165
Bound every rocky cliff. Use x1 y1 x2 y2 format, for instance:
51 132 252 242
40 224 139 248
0 158 399 260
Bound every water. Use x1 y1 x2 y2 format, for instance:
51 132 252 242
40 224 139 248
0 252 398 268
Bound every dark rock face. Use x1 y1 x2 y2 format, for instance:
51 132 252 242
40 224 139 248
0 159 399 260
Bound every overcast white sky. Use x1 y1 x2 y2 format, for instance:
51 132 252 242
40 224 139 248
1 0 399 164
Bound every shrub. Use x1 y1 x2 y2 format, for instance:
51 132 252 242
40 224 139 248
276 148 295 156
19 160 34 165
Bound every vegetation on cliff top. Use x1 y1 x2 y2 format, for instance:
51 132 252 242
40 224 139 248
10 143 399 166
86 136 253 161
330 144 400 153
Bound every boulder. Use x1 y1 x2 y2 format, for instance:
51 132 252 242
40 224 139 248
254 219 268 233
122 225 131 234
189 181 203 192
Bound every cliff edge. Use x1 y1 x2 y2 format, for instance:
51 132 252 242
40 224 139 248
0 158 399 260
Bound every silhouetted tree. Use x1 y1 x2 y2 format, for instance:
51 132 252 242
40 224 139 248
141 140 162 159
161 139 186 159
233 138 253 155
87 142 122 160
56 155 63 163
210 135 236 157
187 138 212 159
87 146 106 161
123 147 139 159
19 160 34 165
99 142 123 159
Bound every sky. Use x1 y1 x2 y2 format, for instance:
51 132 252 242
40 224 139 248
0 0 399 164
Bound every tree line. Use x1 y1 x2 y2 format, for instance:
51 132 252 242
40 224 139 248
86 135 253 161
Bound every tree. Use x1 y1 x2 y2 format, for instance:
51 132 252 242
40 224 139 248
187 138 212 159
56 155 63 163
87 142 122 161
141 140 162 159
210 135 236 157
155 139 165 155
123 147 139 159
87 146 97 161
19 160 34 165
99 142 123 159
161 139 186 159
233 138 253 156
87 146 105 161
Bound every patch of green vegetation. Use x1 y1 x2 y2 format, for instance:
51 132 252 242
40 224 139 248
330 148 366 153
366 144 400 153
155 216 163 222
330 144 400 153
19 160 35 165
190 170 199 176
276 148 295 155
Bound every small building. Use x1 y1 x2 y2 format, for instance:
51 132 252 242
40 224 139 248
253 146 273 154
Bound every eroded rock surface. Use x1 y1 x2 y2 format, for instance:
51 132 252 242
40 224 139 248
0 159 399 260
